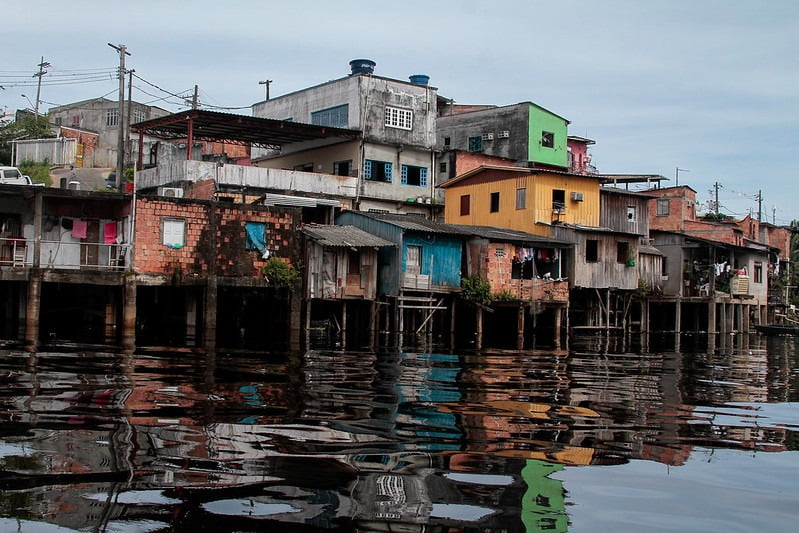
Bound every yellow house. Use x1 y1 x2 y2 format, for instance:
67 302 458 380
440 166 602 236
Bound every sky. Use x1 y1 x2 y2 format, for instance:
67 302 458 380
2 1 797 224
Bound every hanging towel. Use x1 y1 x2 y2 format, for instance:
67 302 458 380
72 220 87 239
104 222 118 244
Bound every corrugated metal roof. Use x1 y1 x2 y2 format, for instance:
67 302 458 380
639 244 664 256
262 193 340 207
302 224 395 248
353 212 468 235
131 109 360 148
454 225 572 247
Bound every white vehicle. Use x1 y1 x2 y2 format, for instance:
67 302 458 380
0 166 42 186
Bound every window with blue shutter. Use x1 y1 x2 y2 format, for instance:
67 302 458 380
364 159 392 182
400 165 428 187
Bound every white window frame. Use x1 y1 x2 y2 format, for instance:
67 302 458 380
162 218 186 248
106 109 119 127
384 106 413 130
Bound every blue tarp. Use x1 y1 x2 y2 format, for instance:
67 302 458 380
245 222 267 254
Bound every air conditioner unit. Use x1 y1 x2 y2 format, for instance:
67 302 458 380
482 133 494 141
158 187 184 198
570 192 584 201
498 130 510 139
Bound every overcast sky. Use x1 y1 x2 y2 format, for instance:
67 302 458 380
2 1 797 223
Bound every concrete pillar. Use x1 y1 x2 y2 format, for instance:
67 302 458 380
204 276 218 353
121 276 136 351
707 299 717 334
674 299 681 352
720 302 727 334
450 299 457 352
517 303 525 350
289 289 302 351
554 306 562 350
742 303 750 333
736 303 744 333
25 273 41 351
760 304 767 326
341 301 348 350
304 299 312 349
476 306 483 350
397 297 404 350
185 291 197 346
724 304 735 333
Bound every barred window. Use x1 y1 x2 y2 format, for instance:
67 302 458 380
384 106 413 130
106 109 118 127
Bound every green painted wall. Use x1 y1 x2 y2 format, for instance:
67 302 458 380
527 104 569 168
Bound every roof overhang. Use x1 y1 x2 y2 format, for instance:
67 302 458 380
131 109 360 150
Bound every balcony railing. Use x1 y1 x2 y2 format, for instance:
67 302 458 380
2 236 132 271
0 237 28 267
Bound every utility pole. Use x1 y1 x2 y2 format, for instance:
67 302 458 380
259 80 272 100
126 69 135 169
32 56 51 119
773 205 776 224
192 85 199 109
713 181 722 215
757 189 762 222
108 43 130 191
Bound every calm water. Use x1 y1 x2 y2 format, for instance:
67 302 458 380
1 334 797 532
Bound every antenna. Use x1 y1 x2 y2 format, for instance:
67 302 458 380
675 167 689 186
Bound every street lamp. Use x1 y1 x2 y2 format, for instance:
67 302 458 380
21 94 35 111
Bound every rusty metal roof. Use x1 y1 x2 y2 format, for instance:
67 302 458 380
302 224 395 248
131 109 360 149
456 225 572 247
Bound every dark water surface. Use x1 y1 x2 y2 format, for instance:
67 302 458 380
1 334 797 532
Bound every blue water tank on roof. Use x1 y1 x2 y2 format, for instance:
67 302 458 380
409 74 430 86
349 59 376 75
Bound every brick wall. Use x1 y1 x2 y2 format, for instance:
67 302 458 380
483 242 569 303
185 179 216 200
133 197 300 278
648 187 697 231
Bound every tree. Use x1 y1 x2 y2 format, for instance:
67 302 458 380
0 114 54 164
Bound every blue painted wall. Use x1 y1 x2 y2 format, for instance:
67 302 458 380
336 212 464 295
403 233 462 288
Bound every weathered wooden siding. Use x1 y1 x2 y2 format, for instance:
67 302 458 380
306 243 378 300
554 230 639 290
336 212 404 296
638 252 663 292
600 189 650 236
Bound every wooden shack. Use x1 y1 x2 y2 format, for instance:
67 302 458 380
302 224 394 348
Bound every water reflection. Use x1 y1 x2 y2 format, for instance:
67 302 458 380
0 334 797 531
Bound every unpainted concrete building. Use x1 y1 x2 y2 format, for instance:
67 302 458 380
252 60 442 214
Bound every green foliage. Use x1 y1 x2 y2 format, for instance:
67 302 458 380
701 212 730 221
262 257 301 291
637 278 651 297
0 114 54 164
18 160 51 185
461 275 492 305
491 290 515 301
124 167 135 182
